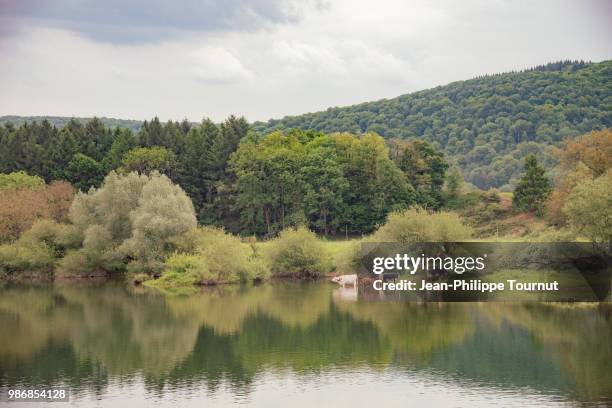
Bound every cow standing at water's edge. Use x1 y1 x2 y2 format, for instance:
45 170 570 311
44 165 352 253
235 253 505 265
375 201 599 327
331 274 358 287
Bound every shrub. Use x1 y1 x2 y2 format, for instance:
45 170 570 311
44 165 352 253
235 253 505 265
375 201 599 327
0 181 75 243
18 220 81 255
482 189 501 203
0 242 55 275
372 207 473 243
146 253 209 288
0 212 79 275
146 271 201 288
68 171 196 275
191 227 265 283
151 228 270 287
164 253 210 281
246 255 271 281
265 227 332 278
55 251 85 276
563 170 612 244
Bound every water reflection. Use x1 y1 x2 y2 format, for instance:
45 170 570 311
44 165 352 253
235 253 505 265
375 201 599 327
0 282 610 405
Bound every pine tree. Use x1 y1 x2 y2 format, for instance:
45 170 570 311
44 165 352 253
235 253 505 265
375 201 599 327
512 154 552 215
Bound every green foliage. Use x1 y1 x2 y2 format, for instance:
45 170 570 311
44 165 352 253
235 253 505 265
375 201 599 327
0 115 143 132
0 115 249 230
0 242 55 275
0 171 44 189
231 130 416 236
65 153 104 191
146 270 202 289
190 227 254 283
102 128 138 172
372 208 473 243
18 219 81 256
67 171 197 275
265 227 333 278
563 170 612 243
0 219 81 275
56 250 91 276
389 139 449 208
512 155 552 215
253 61 611 189
157 253 209 285
119 146 175 175
444 167 464 202
151 227 270 287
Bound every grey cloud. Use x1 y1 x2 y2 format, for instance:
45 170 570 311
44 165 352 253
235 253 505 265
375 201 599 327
0 0 328 44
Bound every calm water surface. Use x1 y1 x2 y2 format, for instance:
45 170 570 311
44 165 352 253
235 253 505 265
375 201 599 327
0 282 610 407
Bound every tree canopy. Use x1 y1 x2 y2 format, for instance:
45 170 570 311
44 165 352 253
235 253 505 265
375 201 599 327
253 60 611 190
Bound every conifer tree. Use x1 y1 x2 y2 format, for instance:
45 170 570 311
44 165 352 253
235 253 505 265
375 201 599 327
512 154 552 215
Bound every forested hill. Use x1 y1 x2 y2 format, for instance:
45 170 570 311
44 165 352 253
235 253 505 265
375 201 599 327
0 116 143 132
254 60 612 189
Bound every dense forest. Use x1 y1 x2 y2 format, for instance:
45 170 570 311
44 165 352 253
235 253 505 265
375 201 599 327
254 60 612 189
4 61 610 191
0 116 143 132
0 113 451 236
1 60 610 239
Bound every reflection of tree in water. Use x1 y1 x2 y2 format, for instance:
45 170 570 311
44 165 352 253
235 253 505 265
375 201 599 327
0 283 203 387
333 301 474 357
157 307 391 393
479 303 612 402
0 283 610 403
164 282 334 335
0 341 109 395
58 285 202 377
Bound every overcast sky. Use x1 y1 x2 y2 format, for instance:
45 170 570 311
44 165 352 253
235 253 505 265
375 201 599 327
0 0 610 122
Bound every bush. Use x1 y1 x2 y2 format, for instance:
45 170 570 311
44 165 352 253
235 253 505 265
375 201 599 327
144 253 206 288
164 253 210 281
0 242 55 275
265 227 332 278
0 181 75 243
482 189 501 203
145 270 201 288
186 227 267 283
68 171 197 275
150 228 270 287
372 207 473 243
56 251 91 276
0 218 78 275
563 170 612 243
18 220 81 256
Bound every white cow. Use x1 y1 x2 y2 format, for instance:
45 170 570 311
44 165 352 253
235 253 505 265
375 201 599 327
331 274 358 287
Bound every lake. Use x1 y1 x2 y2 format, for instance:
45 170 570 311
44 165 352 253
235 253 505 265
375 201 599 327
0 281 610 407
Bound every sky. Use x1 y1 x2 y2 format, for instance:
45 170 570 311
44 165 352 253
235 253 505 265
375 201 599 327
0 0 610 123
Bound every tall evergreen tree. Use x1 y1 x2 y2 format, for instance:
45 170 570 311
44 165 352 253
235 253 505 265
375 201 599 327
44 126 78 180
512 154 552 215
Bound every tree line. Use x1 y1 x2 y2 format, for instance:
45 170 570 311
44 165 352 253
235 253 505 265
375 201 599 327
0 117 448 236
254 60 611 190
